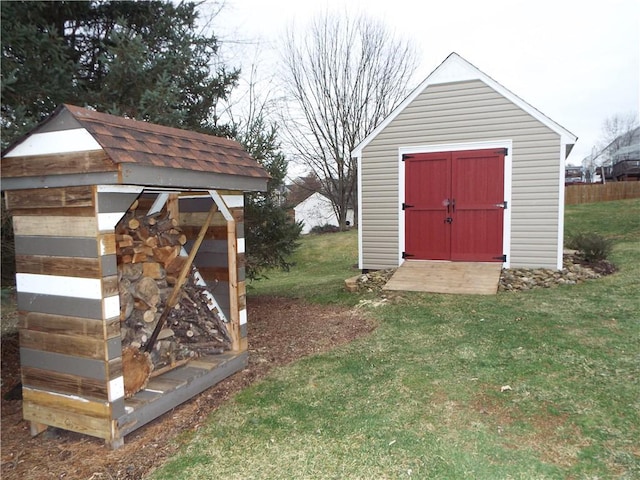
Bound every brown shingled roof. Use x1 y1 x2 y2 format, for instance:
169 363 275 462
63 104 269 180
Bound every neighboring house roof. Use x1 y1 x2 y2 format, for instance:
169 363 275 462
2 104 269 191
612 143 640 160
607 126 640 164
294 191 327 208
352 52 578 158
582 126 640 168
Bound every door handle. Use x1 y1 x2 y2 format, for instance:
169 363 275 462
451 198 456 213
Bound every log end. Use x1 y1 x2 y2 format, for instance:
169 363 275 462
122 347 154 398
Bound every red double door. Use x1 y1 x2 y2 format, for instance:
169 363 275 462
404 148 506 262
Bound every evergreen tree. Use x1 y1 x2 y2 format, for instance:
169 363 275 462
233 116 302 280
1 0 239 147
1 0 300 283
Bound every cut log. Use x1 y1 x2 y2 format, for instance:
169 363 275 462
116 234 134 248
119 279 134 321
117 201 231 392
122 347 153 398
155 217 178 232
153 245 179 266
144 204 217 354
166 256 188 275
144 235 159 248
142 262 165 280
131 252 148 263
143 309 157 323
157 328 175 340
132 276 160 306
120 263 143 282
127 218 140 230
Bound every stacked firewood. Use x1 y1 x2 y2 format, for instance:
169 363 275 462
116 208 231 375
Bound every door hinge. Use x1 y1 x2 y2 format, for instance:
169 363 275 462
493 254 507 262
402 202 414 210
402 252 415 259
495 201 508 209
402 154 414 161
496 148 508 156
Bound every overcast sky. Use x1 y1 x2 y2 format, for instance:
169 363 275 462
211 0 639 166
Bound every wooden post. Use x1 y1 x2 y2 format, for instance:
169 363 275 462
226 218 241 351
167 193 179 220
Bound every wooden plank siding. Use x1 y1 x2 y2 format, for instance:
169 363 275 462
8 185 142 442
361 79 562 269
1 150 116 178
1 104 267 446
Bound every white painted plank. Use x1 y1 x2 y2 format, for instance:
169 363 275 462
186 248 228 323
4 129 102 157
97 185 144 194
147 193 170 215
208 190 233 221
16 273 103 299
108 377 125 402
103 295 120 319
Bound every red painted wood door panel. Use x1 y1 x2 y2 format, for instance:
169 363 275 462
404 148 505 262
404 152 451 260
450 149 505 261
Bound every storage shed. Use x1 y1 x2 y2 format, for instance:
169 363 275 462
294 192 354 234
353 53 577 273
1 104 269 448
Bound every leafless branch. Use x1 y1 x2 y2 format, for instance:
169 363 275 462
279 11 418 228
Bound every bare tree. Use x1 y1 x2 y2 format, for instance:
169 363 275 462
280 11 418 229
600 112 639 153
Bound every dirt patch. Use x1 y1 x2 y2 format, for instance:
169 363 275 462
472 392 590 468
0 297 376 480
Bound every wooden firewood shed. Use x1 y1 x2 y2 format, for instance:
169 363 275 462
1 104 269 448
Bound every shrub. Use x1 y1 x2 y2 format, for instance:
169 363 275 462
310 224 340 234
1 197 15 286
566 232 614 262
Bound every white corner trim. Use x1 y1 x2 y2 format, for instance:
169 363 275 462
356 153 364 270
4 128 103 157
557 141 568 270
104 295 121 319
108 377 125 402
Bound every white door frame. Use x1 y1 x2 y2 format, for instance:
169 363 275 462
398 139 513 268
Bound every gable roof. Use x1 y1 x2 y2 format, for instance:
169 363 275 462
352 52 577 157
2 104 269 191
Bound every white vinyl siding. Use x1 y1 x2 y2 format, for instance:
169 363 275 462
361 79 562 270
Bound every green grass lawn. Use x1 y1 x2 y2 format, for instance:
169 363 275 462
151 199 640 479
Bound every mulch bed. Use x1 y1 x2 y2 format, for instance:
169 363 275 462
0 297 377 480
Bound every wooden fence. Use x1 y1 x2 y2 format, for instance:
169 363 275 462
565 181 640 205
